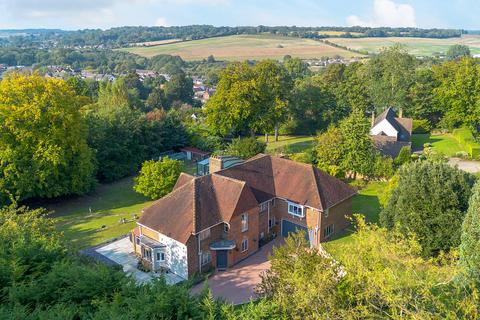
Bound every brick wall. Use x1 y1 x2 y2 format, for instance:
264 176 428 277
320 197 353 241
269 199 319 238
222 206 260 267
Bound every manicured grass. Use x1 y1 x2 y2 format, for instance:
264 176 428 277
412 133 465 156
324 181 386 254
258 135 316 154
120 34 358 61
328 34 480 56
52 160 198 249
52 177 152 249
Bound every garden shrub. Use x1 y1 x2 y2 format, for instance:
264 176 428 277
452 128 480 159
412 119 432 134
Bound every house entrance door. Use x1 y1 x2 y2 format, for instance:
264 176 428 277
216 250 228 270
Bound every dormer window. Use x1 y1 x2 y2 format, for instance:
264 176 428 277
288 202 304 218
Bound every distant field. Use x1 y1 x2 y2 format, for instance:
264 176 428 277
132 38 182 47
120 34 359 61
328 34 480 56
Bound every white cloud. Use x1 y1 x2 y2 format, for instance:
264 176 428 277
347 0 416 27
154 17 168 26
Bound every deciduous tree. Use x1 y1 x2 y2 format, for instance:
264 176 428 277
134 158 183 200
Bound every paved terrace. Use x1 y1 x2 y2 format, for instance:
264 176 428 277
94 237 184 285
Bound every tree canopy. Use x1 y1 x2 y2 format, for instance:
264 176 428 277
134 158 183 200
381 160 476 256
0 74 96 205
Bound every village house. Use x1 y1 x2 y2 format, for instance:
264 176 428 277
130 154 356 280
370 107 413 158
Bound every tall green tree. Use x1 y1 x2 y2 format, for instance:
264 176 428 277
408 68 439 123
381 160 475 256
447 44 471 60
205 62 260 136
0 74 96 205
365 45 415 113
460 182 480 284
253 60 292 141
339 110 376 178
134 158 183 200
433 57 480 128
315 126 345 177
286 76 338 135
163 72 194 106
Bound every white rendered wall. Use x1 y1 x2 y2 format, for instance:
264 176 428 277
370 119 398 137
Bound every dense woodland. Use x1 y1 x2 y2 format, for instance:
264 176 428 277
1 42 480 318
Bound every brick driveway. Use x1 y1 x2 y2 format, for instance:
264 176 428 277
192 237 283 305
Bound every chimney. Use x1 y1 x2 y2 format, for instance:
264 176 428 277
371 110 375 126
398 108 403 118
209 155 223 174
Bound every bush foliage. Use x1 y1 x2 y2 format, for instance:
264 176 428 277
381 160 476 256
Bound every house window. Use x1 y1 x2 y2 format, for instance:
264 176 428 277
199 228 211 241
142 248 152 261
241 213 248 232
269 216 275 229
156 252 165 262
241 239 248 252
201 251 211 265
135 236 140 245
324 224 334 239
224 223 229 233
259 201 269 213
288 202 304 218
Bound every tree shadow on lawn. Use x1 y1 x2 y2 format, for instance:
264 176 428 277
411 134 447 152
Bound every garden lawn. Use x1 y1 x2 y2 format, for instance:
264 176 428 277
412 133 465 156
52 160 197 249
324 181 386 255
258 135 315 154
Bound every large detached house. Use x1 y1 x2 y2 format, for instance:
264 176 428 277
130 154 356 280
370 107 413 158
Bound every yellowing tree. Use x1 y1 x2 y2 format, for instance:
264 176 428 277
0 74 96 205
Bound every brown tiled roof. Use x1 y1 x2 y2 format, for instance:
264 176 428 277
138 181 194 244
372 136 412 158
217 154 356 211
174 172 194 190
139 173 257 244
139 154 356 243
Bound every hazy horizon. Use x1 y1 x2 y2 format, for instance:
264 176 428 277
0 0 478 31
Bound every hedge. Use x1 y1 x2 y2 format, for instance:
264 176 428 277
412 119 432 134
452 128 480 159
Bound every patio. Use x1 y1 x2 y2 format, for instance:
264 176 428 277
95 237 185 285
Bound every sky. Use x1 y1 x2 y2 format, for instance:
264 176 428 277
0 0 478 30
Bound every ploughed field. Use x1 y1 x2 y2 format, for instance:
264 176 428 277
120 34 359 61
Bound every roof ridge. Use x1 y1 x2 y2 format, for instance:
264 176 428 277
212 172 247 185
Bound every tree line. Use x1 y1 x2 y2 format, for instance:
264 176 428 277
1 25 463 49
